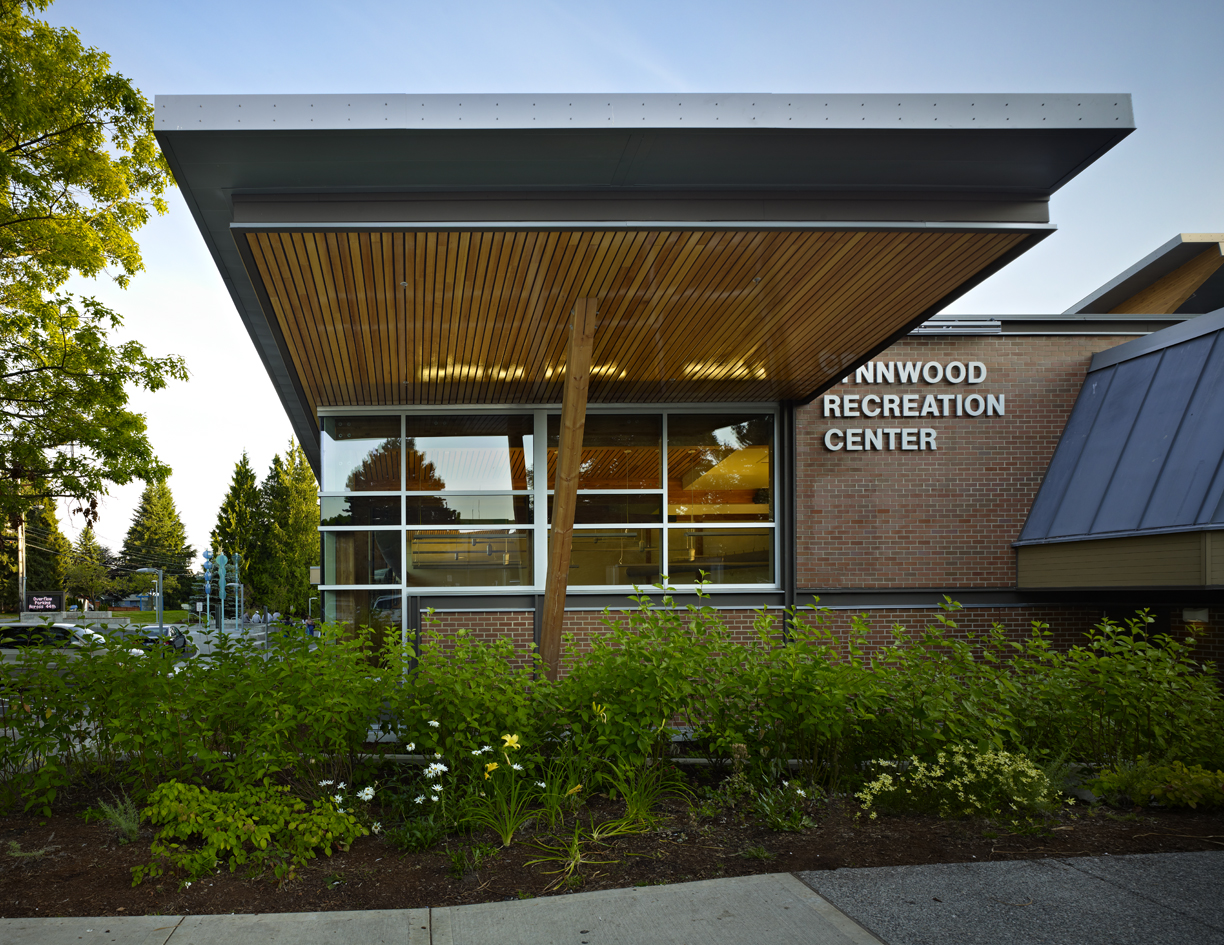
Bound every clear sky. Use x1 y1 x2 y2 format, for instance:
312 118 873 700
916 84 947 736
38 0 1224 557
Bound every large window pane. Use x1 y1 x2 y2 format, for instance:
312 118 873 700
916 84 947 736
548 494 663 525
547 414 661 489
405 529 532 587
406 495 533 526
667 527 774 585
555 529 662 586
667 414 773 522
323 589 402 639
321 496 400 527
322 417 401 492
323 531 402 585
404 416 534 491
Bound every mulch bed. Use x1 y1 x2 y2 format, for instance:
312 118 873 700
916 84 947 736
3 791 1222 919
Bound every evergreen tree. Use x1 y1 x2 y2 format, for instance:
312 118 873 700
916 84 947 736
210 452 262 593
253 440 319 615
65 525 111 605
0 503 70 609
121 481 195 606
25 503 70 594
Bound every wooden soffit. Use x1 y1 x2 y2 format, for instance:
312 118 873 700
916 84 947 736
239 226 1034 411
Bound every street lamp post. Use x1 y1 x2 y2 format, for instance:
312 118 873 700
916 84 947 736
134 567 164 632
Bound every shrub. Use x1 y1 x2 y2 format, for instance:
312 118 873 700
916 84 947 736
1090 760 1224 809
856 746 1061 820
133 779 366 885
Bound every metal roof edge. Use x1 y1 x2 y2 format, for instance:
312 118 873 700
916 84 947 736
1012 522 1224 547
1064 233 1224 314
1088 307 1224 372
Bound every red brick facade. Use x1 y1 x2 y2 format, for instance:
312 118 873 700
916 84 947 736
422 603 1224 670
795 333 1133 589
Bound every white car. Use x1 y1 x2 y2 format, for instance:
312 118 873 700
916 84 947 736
0 622 106 664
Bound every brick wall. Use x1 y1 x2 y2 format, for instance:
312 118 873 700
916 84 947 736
795 333 1136 589
421 603 1224 671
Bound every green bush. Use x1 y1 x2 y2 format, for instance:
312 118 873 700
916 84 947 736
134 779 366 885
1090 759 1224 809
855 746 1062 820
1 592 1221 833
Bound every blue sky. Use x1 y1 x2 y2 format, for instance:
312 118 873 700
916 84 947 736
39 0 1224 555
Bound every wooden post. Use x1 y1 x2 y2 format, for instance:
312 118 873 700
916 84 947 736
540 298 597 680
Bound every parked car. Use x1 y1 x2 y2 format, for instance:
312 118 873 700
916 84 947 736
0 622 106 664
139 625 189 656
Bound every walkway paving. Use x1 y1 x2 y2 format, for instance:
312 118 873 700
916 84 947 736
3 852 1221 945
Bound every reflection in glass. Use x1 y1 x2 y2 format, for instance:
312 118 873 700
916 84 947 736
405 530 532 587
554 529 662 586
666 527 774 585
547 494 663 525
404 416 533 491
323 589 402 642
323 531 402 585
667 415 773 522
321 496 400 527
322 417 401 492
547 414 661 489
406 495 533 526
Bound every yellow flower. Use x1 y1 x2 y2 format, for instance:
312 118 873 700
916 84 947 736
501 733 521 751
565 784 583 797
484 762 499 779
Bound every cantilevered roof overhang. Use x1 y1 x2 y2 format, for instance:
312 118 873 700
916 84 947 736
155 93 1134 469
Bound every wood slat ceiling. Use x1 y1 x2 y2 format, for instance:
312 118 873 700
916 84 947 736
244 228 1027 411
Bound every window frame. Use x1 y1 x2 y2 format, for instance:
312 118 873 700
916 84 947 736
318 404 781 596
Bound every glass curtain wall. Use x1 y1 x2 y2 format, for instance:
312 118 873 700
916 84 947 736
320 409 776 622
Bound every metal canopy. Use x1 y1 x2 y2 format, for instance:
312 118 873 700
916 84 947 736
1017 307 1224 546
1065 233 1224 315
155 93 1134 469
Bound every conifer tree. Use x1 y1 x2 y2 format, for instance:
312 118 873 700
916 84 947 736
210 452 262 591
65 524 110 605
121 481 195 604
0 503 70 608
253 440 319 615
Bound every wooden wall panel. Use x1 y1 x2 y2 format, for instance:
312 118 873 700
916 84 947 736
245 228 1026 412
1017 532 1207 588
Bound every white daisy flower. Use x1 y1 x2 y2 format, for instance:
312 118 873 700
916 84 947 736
425 762 448 778
536 781 547 789
511 763 523 771
433 752 443 759
319 779 334 787
357 786 375 802
406 742 416 752
430 795 439 802
414 795 425 804
427 720 440 728
337 782 346 790
372 822 382 834
333 794 344 805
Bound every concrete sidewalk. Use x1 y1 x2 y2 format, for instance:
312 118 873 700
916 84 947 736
3 853 1221 945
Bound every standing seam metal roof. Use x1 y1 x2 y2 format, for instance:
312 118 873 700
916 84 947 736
1016 308 1224 545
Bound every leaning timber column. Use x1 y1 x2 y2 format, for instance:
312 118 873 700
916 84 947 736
540 298 597 681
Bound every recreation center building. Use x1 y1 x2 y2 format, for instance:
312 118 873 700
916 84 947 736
155 93 1223 670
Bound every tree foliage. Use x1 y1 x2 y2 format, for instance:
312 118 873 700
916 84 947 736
253 441 319 616
210 452 261 585
121 480 194 604
0 500 68 608
0 0 186 525
64 522 110 604
204 442 319 617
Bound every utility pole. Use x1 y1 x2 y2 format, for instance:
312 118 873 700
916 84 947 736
16 514 25 612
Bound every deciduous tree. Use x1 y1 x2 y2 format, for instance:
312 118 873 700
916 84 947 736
0 0 186 525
